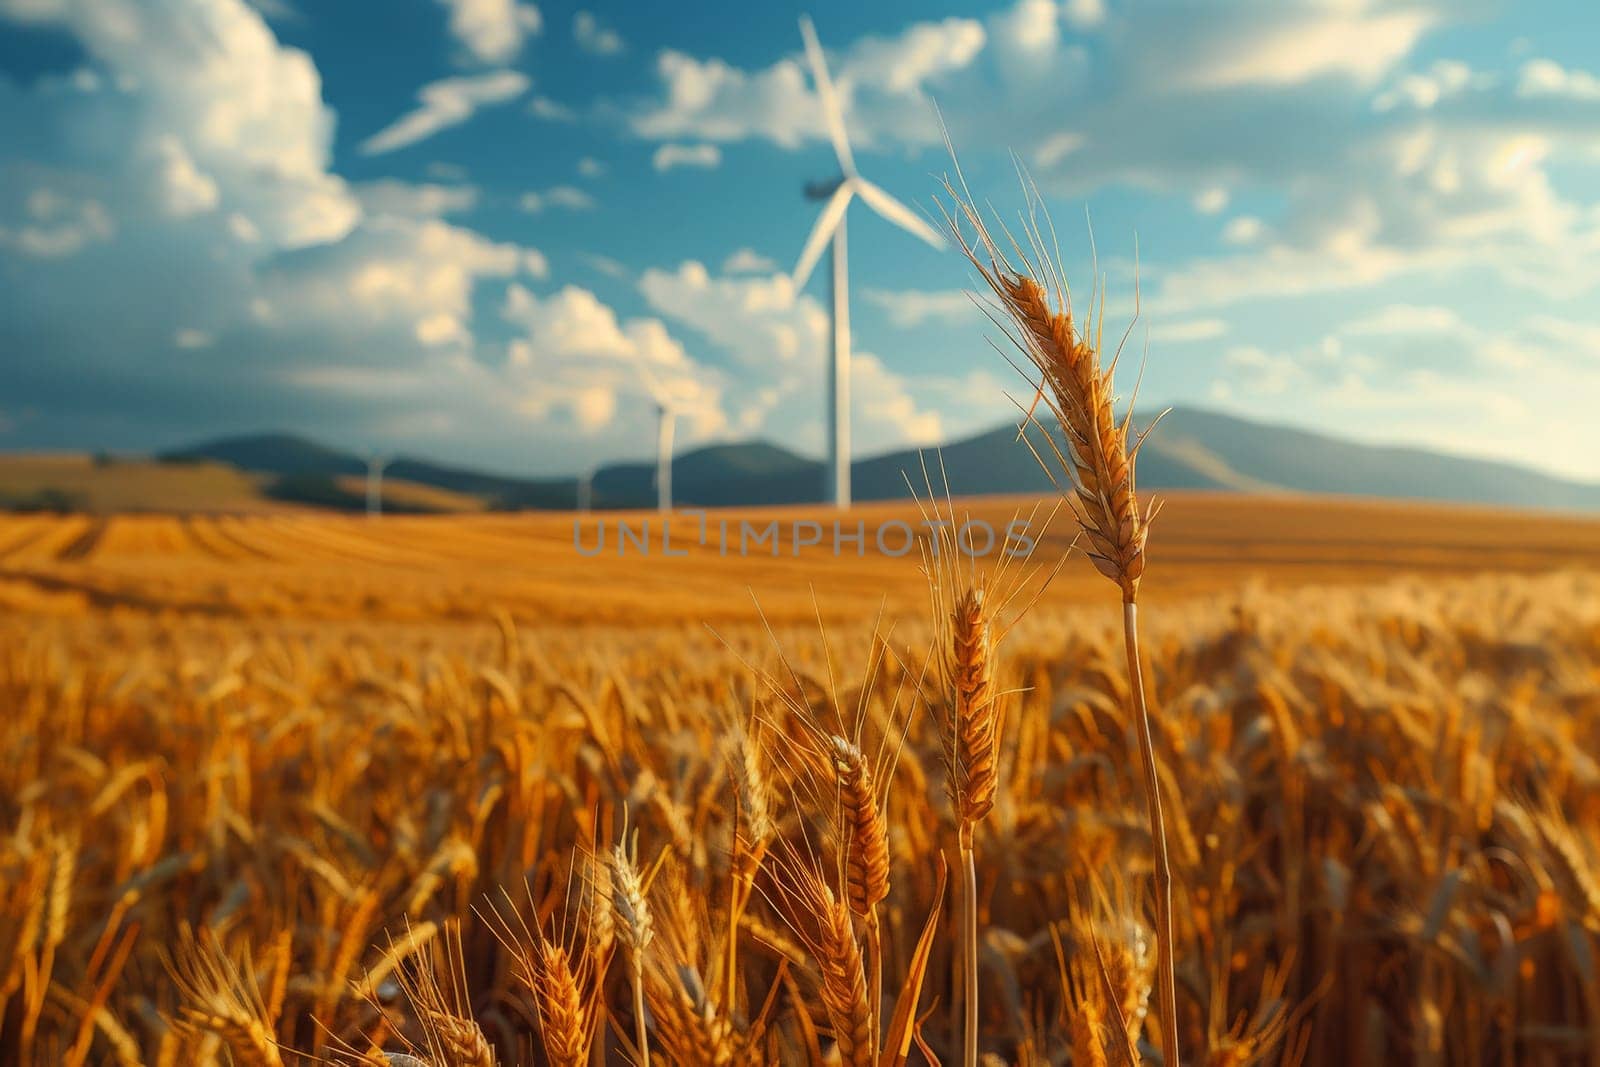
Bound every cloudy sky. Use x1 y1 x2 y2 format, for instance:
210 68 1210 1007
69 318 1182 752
2 0 1599 482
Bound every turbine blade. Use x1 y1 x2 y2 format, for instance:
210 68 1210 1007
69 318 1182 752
791 181 853 289
799 15 856 177
853 176 946 249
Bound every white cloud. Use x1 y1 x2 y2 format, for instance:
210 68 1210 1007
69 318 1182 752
630 15 983 148
528 95 576 122
652 143 722 172
846 17 986 96
1171 7 1436 90
1062 0 1105 30
577 156 606 178
356 179 479 218
862 288 977 328
1149 318 1228 344
637 261 958 452
502 284 725 434
435 0 541 65
154 137 219 216
722 248 775 274
2 0 359 249
518 186 596 213
1208 316 1600 480
572 10 623 55
0 190 114 257
852 352 942 445
633 51 820 146
581 253 628 279
360 70 529 155
1518 58 1600 101
1222 216 1263 244
0 0 620 472
640 261 817 365
621 0 1600 320
1373 59 1475 111
1342 304 1465 337
261 217 543 348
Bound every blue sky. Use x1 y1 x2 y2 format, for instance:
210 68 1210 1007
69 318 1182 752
2 0 1599 482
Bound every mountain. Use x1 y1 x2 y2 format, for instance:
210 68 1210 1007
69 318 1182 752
163 432 362 478
147 407 1600 514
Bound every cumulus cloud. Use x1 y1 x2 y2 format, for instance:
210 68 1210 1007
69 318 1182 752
0 0 570 466
360 70 529 156
651 143 722 172
261 217 543 348
630 14 984 148
2 0 358 249
623 0 1600 316
502 283 725 434
435 0 541 65
572 10 623 56
637 261 967 452
722 248 775 274
639 261 818 365
356 180 479 218
852 352 943 445
1518 58 1600 102
862 288 976 328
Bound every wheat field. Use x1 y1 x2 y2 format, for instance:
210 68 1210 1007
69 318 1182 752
5 184 1600 1065
1 494 1598 1065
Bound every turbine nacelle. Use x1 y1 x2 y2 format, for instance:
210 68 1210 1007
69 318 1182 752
804 176 847 202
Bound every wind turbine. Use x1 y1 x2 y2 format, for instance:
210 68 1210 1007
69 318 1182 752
792 15 946 509
364 453 389 518
638 366 678 514
575 466 594 514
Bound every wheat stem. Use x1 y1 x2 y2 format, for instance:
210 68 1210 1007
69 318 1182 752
1124 600 1179 1066
865 907 882 1058
630 957 650 1067
959 824 979 1067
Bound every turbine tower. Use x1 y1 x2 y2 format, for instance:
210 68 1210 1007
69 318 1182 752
792 15 945 509
638 366 678 514
653 400 677 514
576 466 594 514
364 453 389 518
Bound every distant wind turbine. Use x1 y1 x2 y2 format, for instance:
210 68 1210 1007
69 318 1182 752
576 466 594 514
638 366 678 514
792 14 946 509
364 453 389 518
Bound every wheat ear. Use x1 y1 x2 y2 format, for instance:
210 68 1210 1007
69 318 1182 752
608 839 653 1067
829 734 890 1048
530 938 591 1067
947 586 998 1067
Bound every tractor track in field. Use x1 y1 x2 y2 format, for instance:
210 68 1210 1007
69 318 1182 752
55 517 108 561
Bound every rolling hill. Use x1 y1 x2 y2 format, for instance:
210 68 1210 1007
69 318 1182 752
4 408 1597 513
585 408 1600 511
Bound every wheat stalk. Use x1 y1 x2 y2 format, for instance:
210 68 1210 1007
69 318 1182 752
938 162 1181 1067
